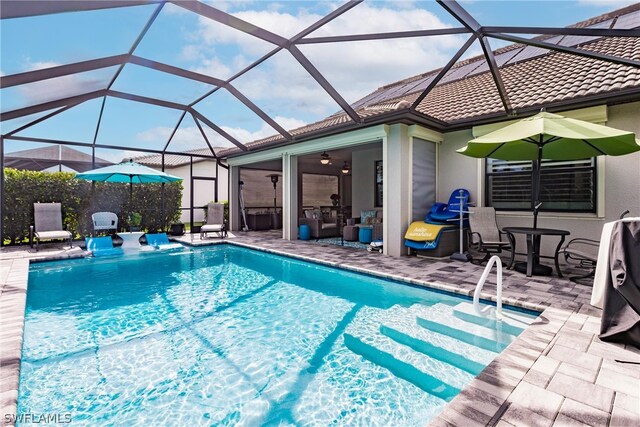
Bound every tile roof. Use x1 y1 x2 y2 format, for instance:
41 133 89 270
131 147 220 167
219 4 640 158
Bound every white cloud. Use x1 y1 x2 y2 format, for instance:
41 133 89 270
17 60 106 105
136 125 211 152
135 115 307 152
187 2 466 120
272 115 307 131
578 0 637 6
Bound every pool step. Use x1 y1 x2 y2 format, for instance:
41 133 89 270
414 303 520 349
416 316 509 353
343 333 460 401
452 302 535 335
341 301 534 401
379 325 485 376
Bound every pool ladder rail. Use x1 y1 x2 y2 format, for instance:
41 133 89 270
473 255 503 321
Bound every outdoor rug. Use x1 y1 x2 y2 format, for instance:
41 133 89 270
313 237 369 250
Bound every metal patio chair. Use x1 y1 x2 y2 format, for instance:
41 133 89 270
201 203 227 239
30 202 73 251
468 207 512 264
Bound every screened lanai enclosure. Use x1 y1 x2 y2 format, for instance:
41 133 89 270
2 0 639 244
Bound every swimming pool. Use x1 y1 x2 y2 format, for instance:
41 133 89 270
19 245 537 426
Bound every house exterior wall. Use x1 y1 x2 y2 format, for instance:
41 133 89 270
437 102 640 259
351 146 382 216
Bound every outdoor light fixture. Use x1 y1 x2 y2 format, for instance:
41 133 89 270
341 162 350 174
320 151 331 165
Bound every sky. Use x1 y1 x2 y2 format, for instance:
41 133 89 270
0 0 636 162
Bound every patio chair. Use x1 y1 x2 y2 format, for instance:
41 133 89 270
92 212 118 235
561 238 599 283
145 233 183 251
467 207 511 264
201 203 227 239
299 208 340 239
30 202 73 251
85 236 123 257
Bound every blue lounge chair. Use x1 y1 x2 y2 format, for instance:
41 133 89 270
85 236 123 257
145 233 183 251
427 188 470 224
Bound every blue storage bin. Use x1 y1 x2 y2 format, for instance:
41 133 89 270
358 226 373 243
299 224 311 240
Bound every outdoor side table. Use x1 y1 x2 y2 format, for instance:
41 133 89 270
117 231 145 250
503 227 570 278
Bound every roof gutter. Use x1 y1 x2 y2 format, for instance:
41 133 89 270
223 109 446 159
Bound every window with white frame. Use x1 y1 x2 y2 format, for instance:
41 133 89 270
485 158 597 213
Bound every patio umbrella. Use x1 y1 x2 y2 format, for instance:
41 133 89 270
457 111 640 228
75 159 182 219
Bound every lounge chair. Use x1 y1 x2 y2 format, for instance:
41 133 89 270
85 236 123 257
92 212 118 235
427 188 470 223
30 202 73 251
468 207 512 264
145 233 183 251
561 238 599 283
201 203 227 239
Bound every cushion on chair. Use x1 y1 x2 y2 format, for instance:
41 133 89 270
201 224 224 232
35 230 72 240
361 210 377 224
304 210 314 219
321 223 337 230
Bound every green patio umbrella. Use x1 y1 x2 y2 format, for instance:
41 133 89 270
457 111 640 228
75 159 182 223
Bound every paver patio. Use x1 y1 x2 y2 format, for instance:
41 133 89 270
1 234 638 426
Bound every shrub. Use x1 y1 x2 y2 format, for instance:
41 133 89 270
2 168 182 244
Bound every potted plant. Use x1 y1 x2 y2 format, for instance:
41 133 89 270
169 223 185 236
129 212 142 232
330 193 340 206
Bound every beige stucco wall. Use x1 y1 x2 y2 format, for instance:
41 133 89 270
351 146 383 216
438 101 640 260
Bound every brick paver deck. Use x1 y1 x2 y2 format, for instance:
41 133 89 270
1 233 638 426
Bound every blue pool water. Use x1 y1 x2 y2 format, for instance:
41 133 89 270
19 246 537 426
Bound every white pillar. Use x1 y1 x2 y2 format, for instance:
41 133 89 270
283 154 298 240
383 124 411 257
229 165 241 231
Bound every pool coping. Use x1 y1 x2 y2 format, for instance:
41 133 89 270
1 239 639 426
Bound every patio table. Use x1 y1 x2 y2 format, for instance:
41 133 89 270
117 231 145 250
503 227 569 278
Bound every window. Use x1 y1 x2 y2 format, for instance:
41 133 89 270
302 173 339 206
486 158 596 213
375 160 383 207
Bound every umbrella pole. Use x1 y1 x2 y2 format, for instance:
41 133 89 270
129 176 133 231
532 139 543 229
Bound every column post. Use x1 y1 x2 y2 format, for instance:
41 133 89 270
229 165 241 231
383 124 411 257
282 153 298 240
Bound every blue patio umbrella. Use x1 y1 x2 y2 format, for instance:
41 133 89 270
75 159 182 215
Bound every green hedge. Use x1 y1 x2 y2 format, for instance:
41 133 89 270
2 168 183 244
